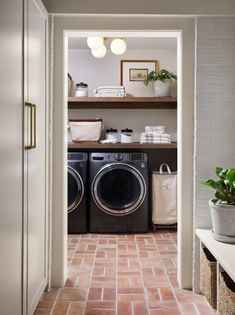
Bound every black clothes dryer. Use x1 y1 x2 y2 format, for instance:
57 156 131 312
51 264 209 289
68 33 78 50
89 152 148 233
68 152 88 233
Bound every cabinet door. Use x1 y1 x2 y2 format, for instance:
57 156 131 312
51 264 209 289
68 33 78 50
26 0 48 313
0 1 23 314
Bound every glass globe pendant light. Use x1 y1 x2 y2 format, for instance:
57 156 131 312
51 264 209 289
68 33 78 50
87 37 104 49
91 44 107 59
110 38 126 55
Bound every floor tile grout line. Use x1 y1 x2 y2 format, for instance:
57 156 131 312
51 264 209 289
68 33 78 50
82 234 100 315
192 301 202 315
65 301 71 315
71 236 82 287
135 234 150 315
153 232 183 313
69 235 81 270
48 300 56 315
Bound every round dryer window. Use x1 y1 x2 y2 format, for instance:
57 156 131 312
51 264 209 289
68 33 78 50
92 163 146 216
67 166 84 213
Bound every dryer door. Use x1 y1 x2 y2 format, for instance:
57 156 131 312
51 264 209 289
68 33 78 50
68 166 84 213
92 163 146 216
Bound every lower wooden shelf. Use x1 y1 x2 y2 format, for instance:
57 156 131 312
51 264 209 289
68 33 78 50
68 142 177 150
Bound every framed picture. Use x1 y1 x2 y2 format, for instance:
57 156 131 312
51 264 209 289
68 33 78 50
120 60 159 97
129 68 148 81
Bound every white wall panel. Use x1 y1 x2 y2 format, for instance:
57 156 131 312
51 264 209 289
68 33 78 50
194 16 235 291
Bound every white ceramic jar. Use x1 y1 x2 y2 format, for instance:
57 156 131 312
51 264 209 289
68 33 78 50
121 128 134 143
75 82 88 97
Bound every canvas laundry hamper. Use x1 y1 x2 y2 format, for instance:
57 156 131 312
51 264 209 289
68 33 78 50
152 163 177 225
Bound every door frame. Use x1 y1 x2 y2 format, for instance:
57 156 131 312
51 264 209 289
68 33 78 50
50 15 195 289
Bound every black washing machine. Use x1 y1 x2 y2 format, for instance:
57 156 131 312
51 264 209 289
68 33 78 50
68 152 88 233
89 152 148 233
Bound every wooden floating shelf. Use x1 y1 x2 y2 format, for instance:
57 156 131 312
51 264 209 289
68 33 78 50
68 96 177 109
68 142 177 150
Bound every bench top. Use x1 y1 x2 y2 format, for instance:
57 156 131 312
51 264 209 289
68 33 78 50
196 228 235 282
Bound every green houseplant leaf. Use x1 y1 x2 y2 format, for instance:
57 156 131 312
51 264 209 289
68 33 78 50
144 69 177 86
202 167 235 205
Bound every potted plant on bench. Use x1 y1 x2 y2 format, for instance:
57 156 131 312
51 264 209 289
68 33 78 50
202 167 235 243
144 69 177 97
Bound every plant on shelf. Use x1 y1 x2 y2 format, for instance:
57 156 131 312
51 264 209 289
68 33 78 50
202 167 235 243
144 69 177 97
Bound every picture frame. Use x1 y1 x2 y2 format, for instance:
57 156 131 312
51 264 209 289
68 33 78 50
120 60 159 97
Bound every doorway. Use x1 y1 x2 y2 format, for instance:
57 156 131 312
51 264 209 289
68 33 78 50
50 15 195 290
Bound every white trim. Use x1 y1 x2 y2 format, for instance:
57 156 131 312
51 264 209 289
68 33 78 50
51 16 195 289
50 13 235 18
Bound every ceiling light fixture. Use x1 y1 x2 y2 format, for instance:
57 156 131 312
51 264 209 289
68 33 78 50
110 38 126 55
91 44 107 59
87 37 104 49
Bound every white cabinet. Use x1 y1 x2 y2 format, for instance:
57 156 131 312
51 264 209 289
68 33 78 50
0 0 49 314
0 1 24 315
24 0 49 314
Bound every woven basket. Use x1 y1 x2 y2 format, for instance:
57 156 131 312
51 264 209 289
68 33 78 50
200 246 217 309
219 272 235 315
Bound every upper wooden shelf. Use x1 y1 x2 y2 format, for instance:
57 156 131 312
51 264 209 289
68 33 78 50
68 142 177 150
68 96 177 109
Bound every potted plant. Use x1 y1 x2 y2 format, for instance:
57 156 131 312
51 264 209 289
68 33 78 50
202 167 235 243
144 69 177 97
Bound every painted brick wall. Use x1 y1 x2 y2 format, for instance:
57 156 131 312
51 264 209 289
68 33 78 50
195 17 235 229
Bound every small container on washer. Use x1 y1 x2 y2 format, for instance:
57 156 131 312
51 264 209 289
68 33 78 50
106 128 119 141
121 128 134 143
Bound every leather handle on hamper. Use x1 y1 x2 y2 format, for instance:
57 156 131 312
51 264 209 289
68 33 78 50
25 102 36 150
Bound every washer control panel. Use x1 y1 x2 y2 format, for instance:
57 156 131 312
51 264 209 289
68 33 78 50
115 153 123 161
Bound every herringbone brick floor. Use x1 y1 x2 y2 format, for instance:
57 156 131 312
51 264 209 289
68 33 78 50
34 231 215 315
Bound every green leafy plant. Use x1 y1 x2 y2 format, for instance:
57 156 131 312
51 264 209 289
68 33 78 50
144 69 177 86
202 167 235 205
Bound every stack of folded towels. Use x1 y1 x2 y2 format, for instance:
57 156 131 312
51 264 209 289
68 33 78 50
140 126 171 144
93 86 126 97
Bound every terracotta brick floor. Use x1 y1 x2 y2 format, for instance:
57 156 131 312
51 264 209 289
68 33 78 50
34 231 215 315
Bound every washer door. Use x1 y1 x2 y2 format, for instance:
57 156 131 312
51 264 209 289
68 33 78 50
68 166 84 213
92 163 146 216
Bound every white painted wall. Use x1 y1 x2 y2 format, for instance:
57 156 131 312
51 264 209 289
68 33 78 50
68 48 177 96
194 16 235 291
195 16 235 229
42 0 235 15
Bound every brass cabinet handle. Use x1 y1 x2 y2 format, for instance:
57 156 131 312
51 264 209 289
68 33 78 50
25 102 36 150
32 104 36 149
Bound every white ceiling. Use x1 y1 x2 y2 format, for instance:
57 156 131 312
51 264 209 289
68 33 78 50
68 37 177 50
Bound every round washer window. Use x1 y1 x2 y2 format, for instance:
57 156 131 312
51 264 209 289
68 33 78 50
67 166 84 213
92 163 146 216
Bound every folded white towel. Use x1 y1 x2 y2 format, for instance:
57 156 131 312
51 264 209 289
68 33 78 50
94 93 126 98
144 132 171 138
96 86 125 90
140 140 171 144
96 89 125 93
